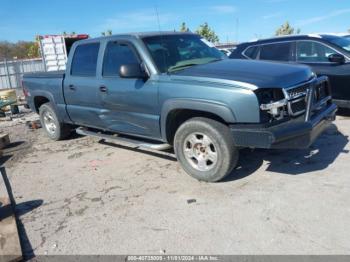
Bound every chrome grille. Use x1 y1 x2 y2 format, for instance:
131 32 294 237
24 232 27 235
286 83 308 99
285 77 331 118
285 82 311 116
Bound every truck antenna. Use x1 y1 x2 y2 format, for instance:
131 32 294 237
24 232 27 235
154 4 168 74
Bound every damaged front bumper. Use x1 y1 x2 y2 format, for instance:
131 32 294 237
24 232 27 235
230 76 337 149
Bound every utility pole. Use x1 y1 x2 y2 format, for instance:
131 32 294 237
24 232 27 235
236 18 239 43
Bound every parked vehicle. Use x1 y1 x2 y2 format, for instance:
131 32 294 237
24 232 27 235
217 48 235 57
38 34 89 71
230 34 350 108
215 43 237 57
23 32 336 182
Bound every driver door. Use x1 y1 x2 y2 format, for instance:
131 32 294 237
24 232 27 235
295 40 350 101
97 41 160 139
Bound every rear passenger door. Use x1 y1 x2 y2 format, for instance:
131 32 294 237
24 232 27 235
64 42 105 128
97 41 160 139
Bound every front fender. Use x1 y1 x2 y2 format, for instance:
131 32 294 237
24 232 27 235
160 98 236 141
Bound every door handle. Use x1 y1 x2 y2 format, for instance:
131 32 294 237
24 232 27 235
99 86 108 93
68 84 76 91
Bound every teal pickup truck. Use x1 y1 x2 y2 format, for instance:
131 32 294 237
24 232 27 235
22 32 337 182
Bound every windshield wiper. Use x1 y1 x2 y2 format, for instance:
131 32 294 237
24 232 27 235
168 63 201 73
208 58 224 63
167 58 223 73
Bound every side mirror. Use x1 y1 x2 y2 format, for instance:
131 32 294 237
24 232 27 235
328 53 345 64
119 64 147 79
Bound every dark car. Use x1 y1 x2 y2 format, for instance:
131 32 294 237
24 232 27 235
230 34 350 108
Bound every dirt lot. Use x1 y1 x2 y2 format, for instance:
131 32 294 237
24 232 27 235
1 111 350 257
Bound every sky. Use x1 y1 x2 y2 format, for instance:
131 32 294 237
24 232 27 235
1 0 350 43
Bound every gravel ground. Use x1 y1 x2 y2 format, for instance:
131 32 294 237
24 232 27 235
0 110 349 257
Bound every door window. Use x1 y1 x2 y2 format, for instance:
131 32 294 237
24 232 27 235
296 41 337 62
259 42 292 61
71 43 100 76
103 42 139 77
243 45 259 59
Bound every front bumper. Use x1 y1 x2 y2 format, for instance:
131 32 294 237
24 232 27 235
230 102 337 150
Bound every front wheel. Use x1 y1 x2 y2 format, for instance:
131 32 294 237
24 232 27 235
174 117 239 182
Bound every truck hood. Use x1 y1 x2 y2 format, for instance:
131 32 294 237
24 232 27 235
173 59 314 89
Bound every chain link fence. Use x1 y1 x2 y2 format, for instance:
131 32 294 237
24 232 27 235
0 58 44 96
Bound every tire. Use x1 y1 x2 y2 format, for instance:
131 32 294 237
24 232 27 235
39 103 70 141
174 117 239 182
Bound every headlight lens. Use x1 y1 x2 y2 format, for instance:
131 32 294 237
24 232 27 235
255 88 287 122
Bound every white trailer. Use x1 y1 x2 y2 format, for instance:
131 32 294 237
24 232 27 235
38 34 89 72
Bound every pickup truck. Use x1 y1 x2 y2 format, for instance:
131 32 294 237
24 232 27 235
23 32 337 182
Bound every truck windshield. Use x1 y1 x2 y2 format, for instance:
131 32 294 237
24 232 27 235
142 34 225 73
328 37 350 52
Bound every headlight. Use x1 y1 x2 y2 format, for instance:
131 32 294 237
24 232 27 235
255 88 287 121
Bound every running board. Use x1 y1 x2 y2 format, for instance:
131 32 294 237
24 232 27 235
76 127 172 151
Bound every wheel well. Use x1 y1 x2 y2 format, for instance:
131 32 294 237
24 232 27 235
34 96 50 113
165 109 227 144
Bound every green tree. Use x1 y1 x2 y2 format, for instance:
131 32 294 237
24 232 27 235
101 30 113 36
28 42 40 58
275 21 300 36
180 22 189 32
0 40 40 59
348 28 350 33
196 22 219 43
0 41 13 59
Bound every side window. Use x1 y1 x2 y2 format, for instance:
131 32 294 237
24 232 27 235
71 43 100 76
259 42 292 61
103 42 139 77
243 46 259 59
297 41 336 63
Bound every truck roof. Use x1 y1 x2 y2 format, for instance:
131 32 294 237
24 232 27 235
76 31 196 43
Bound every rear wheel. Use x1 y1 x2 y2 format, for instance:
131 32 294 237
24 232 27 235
39 103 70 140
174 117 239 182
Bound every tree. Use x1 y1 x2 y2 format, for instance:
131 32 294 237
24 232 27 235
101 30 113 36
27 42 40 58
348 28 350 33
196 22 219 43
275 21 300 36
0 40 40 59
0 41 13 59
180 22 189 32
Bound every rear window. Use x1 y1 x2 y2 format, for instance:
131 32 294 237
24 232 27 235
259 42 292 61
71 43 100 76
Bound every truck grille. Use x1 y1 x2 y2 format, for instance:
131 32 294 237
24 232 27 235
286 78 331 117
286 83 308 99
290 99 306 114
